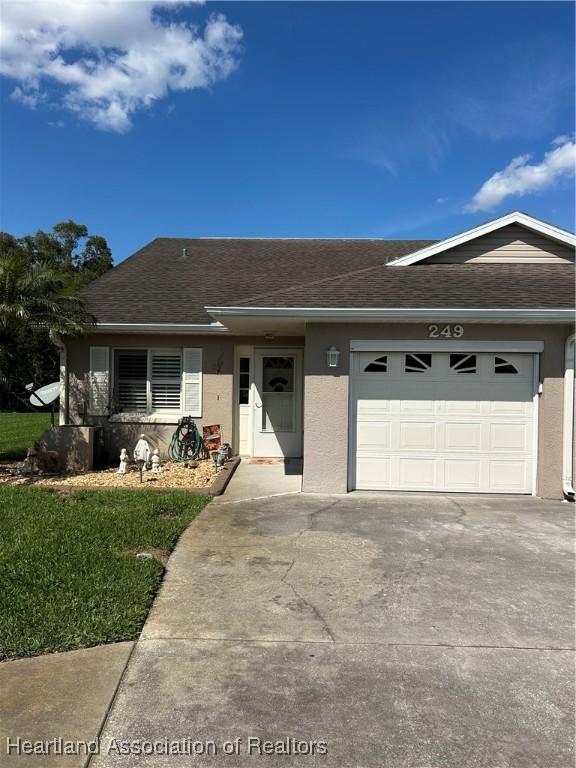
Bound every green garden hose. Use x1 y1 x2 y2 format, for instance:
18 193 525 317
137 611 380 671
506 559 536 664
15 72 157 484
168 416 204 462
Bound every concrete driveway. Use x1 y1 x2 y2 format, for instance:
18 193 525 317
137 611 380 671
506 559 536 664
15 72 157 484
90 492 574 768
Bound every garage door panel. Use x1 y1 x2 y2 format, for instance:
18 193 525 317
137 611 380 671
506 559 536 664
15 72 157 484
443 400 484 415
399 422 436 450
489 461 530 491
398 458 437 487
399 399 436 414
352 351 535 494
444 460 481 489
445 422 483 451
489 423 530 452
356 458 391 488
357 421 392 450
356 397 391 415
489 400 531 416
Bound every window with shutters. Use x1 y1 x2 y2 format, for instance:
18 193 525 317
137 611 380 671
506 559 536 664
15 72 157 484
151 351 182 411
113 349 183 413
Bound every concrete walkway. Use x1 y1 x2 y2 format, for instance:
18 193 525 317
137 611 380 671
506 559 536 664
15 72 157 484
0 642 133 767
217 459 302 502
87 490 574 768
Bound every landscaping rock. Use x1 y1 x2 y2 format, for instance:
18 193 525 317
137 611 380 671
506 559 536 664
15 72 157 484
0 459 217 491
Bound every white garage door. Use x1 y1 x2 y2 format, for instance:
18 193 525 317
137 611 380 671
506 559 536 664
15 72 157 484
351 350 535 493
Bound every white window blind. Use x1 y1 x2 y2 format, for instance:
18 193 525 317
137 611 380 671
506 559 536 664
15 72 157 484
116 350 147 412
151 351 182 411
113 348 188 414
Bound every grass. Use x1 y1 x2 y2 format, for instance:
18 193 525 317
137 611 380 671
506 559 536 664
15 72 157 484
0 411 53 460
0 486 210 659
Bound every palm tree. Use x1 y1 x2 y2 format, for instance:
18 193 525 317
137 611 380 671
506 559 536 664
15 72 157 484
0 249 93 388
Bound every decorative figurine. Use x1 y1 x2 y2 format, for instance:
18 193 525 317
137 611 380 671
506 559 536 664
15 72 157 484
117 448 128 474
151 449 161 473
21 446 39 475
134 434 151 483
133 434 151 470
34 440 60 473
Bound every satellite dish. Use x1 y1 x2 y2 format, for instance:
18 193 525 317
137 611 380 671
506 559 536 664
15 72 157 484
29 382 60 407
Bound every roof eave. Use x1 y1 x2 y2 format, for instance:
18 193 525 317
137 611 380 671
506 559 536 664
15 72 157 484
206 306 574 324
91 322 229 334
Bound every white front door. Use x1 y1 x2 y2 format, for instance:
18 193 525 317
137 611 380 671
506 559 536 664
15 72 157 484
350 350 535 493
253 349 303 457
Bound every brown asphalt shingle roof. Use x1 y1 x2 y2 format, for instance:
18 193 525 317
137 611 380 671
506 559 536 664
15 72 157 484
83 237 575 323
84 238 435 323
233 263 576 309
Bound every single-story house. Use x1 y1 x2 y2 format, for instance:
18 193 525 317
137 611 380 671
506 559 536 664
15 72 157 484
58 211 576 499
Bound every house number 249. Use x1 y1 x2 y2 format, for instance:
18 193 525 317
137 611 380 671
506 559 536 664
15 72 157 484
428 324 464 338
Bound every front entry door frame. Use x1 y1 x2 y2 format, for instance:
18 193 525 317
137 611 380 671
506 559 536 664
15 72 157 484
252 348 303 458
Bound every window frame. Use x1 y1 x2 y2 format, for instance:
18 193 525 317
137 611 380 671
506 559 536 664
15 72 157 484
404 352 433 374
238 356 251 405
448 353 478 376
112 347 183 415
494 355 520 375
364 355 389 373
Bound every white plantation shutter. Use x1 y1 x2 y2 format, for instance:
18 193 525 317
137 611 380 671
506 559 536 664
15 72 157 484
151 350 182 412
116 350 147 412
182 348 202 417
89 346 110 415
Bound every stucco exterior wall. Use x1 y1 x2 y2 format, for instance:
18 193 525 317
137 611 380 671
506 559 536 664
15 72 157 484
302 322 573 499
64 333 303 461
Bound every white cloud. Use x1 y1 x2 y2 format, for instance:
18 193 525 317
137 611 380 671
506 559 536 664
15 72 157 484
465 137 576 213
0 1 242 132
435 197 448 205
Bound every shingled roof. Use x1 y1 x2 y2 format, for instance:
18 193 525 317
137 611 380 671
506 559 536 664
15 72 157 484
231 263 576 310
84 236 575 324
83 238 435 324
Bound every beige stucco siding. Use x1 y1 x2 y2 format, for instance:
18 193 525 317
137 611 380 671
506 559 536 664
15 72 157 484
428 224 574 263
302 322 572 499
64 334 303 459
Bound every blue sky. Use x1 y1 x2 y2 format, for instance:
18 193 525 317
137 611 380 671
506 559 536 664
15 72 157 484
1 1 574 264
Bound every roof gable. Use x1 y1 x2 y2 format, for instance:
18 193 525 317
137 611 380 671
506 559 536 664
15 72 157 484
387 212 576 267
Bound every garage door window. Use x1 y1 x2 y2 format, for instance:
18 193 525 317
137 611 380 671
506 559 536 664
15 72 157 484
495 356 519 375
405 353 432 373
449 353 477 374
364 355 388 372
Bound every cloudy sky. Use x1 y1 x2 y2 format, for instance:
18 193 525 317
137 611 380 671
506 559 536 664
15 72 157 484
0 1 574 261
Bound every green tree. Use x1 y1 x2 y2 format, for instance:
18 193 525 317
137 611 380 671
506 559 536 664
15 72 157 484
77 234 113 279
0 225 107 406
52 220 88 270
0 249 91 379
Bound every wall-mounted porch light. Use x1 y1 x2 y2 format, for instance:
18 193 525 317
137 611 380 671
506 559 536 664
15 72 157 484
327 346 340 368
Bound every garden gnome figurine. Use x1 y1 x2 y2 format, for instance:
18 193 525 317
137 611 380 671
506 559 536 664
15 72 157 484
133 434 151 470
151 449 161 473
117 448 128 474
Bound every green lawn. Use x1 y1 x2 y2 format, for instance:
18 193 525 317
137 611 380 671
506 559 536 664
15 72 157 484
0 486 209 659
0 412 53 460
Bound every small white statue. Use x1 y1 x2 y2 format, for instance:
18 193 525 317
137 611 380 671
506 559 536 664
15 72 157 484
117 448 128 474
151 449 161 473
133 434 151 470
21 447 39 475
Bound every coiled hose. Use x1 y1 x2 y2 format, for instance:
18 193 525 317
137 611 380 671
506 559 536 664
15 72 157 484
168 417 204 462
